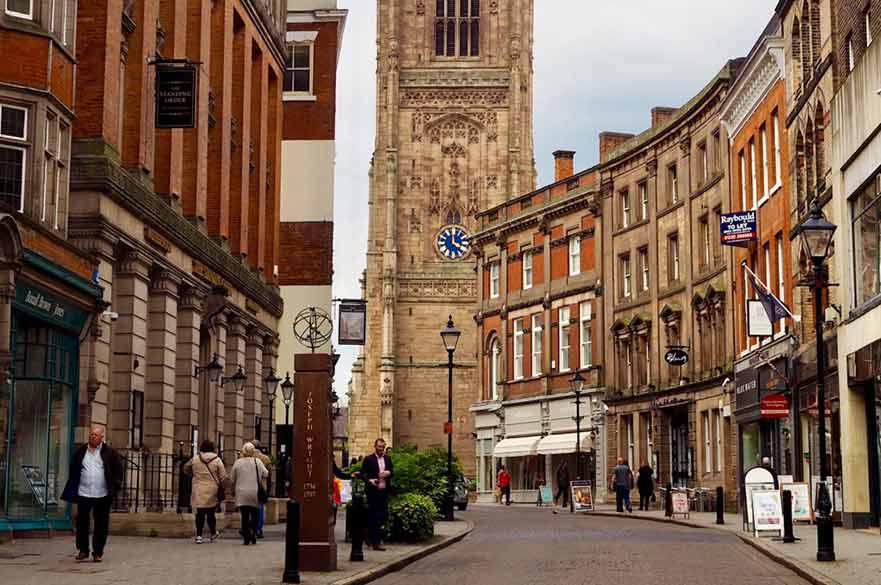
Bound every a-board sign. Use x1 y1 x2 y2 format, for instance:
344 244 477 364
539 485 553 505
570 480 593 513
743 465 777 531
721 210 758 246
781 482 813 522
664 348 689 366
671 490 689 517
751 490 784 538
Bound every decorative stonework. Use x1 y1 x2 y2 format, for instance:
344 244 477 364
400 70 511 89
719 41 785 138
408 209 422 233
402 89 508 108
398 279 477 300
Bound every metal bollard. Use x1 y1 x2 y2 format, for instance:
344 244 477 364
716 486 724 525
349 494 365 562
282 499 301 584
665 483 673 517
781 490 797 543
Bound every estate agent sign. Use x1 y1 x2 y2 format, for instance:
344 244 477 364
720 210 757 246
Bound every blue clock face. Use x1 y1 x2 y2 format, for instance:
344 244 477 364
436 225 471 260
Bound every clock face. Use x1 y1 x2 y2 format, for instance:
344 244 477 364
436 225 471 260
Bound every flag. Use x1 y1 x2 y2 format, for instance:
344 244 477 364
742 262 794 323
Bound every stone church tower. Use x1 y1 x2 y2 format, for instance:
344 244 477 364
348 0 535 474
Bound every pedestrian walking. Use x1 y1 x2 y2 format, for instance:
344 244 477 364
497 465 511 506
252 439 272 539
554 460 570 508
361 438 393 550
636 460 654 511
183 440 228 544
229 442 268 545
609 457 633 513
61 426 124 563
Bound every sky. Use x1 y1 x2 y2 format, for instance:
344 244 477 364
331 0 776 403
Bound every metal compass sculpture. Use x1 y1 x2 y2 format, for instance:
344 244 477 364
292 307 333 353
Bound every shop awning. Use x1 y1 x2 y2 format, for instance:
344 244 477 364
536 432 593 455
493 436 541 458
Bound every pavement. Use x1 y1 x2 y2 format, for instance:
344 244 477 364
0 510 472 585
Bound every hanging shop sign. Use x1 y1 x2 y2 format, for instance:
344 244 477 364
155 64 197 129
720 210 758 246
760 393 790 419
338 300 367 346
664 348 689 366
570 480 594 513
14 282 88 332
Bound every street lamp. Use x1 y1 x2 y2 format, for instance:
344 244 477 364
281 372 294 427
220 365 247 393
264 369 281 455
570 370 586 481
194 353 223 383
796 202 837 563
440 315 461 522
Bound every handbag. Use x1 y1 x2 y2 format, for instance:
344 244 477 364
201 454 226 507
255 459 269 504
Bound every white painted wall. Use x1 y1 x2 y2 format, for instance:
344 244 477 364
281 140 335 223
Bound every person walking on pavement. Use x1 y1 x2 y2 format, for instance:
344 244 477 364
554 460 570 508
61 426 124 562
636 460 654 511
609 457 634 513
183 440 228 544
497 465 511 506
361 438 393 550
229 442 268 545
252 439 272 539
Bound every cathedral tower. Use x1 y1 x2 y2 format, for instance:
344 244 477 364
349 0 535 474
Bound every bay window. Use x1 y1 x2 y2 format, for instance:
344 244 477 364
0 104 28 213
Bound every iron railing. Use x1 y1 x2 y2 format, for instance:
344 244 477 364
112 445 191 513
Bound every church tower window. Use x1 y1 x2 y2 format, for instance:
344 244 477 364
435 0 479 57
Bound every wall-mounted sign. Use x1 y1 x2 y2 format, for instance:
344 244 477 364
760 393 790 418
664 348 689 366
155 64 197 129
720 210 757 246
14 282 88 332
747 299 773 337
338 300 366 346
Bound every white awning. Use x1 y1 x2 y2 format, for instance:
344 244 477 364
536 432 593 456
493 436 541 458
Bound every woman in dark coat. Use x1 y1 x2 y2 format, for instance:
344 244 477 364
636 460 654 511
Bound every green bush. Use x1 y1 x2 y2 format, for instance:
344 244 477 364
387 444 462 512
386 493 437 542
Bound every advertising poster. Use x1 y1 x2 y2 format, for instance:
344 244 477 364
781 482 813 522
539 485 553 505
671 491 689 517
570 480 593 513
751 490 784 537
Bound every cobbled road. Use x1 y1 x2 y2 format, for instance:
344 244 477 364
372 505 811 585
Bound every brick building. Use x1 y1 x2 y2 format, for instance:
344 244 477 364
470 153 606 503
599 62 741 505
274 0 347 454
719 18 800 500
0 0 105 531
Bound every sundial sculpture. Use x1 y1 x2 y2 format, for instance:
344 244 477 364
292 307 333 353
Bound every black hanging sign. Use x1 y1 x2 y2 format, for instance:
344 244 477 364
155 64 197 129
664 348 689 366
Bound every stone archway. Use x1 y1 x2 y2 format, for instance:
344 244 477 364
0 214 23 363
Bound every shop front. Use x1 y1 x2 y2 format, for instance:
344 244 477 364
845 338 881 527
0 245 101 532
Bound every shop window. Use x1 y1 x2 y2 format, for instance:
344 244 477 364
0 103 28 213
851 175 881 306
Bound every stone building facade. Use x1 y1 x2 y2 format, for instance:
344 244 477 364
470 154 606 503
348 0 536 473
67 0 287 508
599 62 740 505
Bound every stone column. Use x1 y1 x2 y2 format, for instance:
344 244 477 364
145 270 180 453
109 250 150 448
175 286 204 449
243 327 264 443
223 315 246 454
212 311 228 449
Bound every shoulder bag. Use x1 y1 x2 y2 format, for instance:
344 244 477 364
255 459 269 503
201 454 226 507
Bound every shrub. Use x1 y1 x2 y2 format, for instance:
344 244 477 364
387 444 462 512
385 493 437 542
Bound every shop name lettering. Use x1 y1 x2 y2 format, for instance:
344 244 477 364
24 291 65 319
736 379 757 395
303 390 316 500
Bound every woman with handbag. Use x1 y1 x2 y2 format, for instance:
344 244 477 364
183 440 228 544
229 442 268 545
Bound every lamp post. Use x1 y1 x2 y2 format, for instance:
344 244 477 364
796 202 837 563
281 372 294 428
440 315 461 522
264 369 281 456
570 370 586 481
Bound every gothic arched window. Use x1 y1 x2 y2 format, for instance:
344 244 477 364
435 0 479 57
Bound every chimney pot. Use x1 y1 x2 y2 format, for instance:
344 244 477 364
553 150 576 182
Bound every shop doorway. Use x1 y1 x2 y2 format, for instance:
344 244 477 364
669 409 689 488
867 381 881 527
0 315 77 527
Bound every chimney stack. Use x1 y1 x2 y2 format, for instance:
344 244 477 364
651 107 678 129
599 132 635 163
553 150 576 182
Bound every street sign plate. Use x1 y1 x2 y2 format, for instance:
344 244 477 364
443 421 452 434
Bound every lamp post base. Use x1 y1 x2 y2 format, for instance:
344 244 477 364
815 483 836 562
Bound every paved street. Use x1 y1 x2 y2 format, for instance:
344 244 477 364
373 505 811 585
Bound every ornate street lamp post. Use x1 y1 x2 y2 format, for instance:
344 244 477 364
440 315 461 522
570 370 586 481
281 372 294 428
796 202 837 562
264 369 281 456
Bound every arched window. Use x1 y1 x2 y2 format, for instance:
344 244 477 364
805 117 815 197
435 0 479 57
489 337 500 401
795 130 806 209
814 101 825 189
445 206 461 225
801 4 812 81
791 17 802 88
810 0 821 63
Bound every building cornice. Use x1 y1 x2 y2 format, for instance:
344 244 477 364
719 37 785 139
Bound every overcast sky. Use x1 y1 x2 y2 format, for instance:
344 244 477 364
332 0 776 402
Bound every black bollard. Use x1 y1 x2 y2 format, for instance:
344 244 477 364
781 489 797 543
349 494 365 562
282 499 301 584
716 486 724 525
665 483 673 518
